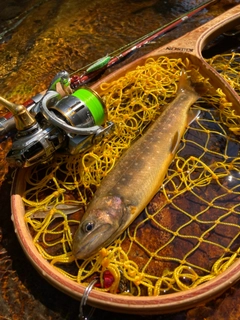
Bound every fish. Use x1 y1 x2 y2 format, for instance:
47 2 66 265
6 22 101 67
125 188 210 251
72 69 200 260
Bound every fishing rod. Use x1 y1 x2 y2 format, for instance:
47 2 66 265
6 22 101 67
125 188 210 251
0 0 217 168
70 0 217 88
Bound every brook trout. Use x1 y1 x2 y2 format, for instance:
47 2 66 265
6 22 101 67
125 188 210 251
72 70 199 259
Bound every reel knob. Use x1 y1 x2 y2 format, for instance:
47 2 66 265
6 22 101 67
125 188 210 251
0 96 36 131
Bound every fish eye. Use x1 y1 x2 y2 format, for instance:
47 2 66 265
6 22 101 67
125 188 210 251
83 221 95 233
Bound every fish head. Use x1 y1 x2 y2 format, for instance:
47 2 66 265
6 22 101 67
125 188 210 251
72 195 126 259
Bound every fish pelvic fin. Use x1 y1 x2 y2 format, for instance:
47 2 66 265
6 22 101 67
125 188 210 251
170 109 200 154
187 109 201 126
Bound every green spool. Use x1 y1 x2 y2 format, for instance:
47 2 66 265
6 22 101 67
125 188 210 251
72 87 106 125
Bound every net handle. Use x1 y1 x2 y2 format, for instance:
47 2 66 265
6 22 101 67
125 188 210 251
92 4 240 115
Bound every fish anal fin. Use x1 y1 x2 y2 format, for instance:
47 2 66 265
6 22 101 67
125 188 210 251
187 109 200 126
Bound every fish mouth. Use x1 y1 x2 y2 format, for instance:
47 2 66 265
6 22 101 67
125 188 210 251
72 223 114 260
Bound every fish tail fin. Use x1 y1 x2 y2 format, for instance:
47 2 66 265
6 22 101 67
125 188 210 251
177 69 199 99
178 69 201 126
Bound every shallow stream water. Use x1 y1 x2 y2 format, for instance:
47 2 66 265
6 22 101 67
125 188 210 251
0 0 240 319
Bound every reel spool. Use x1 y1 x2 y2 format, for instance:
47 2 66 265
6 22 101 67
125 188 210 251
49 87 107 130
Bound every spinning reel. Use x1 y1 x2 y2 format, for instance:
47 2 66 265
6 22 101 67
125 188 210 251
0 71 114 167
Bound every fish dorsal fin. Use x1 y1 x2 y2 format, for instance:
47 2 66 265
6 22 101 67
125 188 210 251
187 109 200 125
170 131 180 154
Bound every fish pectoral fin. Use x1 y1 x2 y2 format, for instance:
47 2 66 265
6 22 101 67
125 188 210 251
170 131 180 154
130 206 137 215
126 205 137 215
187 109 200 126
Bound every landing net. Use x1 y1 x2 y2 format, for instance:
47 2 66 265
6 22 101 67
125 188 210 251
23 53 240 296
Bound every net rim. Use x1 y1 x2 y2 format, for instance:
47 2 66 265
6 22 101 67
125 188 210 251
11 167 240 314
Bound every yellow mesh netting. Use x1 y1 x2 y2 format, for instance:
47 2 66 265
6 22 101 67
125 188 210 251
22 53 240 296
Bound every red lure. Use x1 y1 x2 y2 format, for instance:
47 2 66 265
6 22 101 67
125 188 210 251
94 270 115 289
